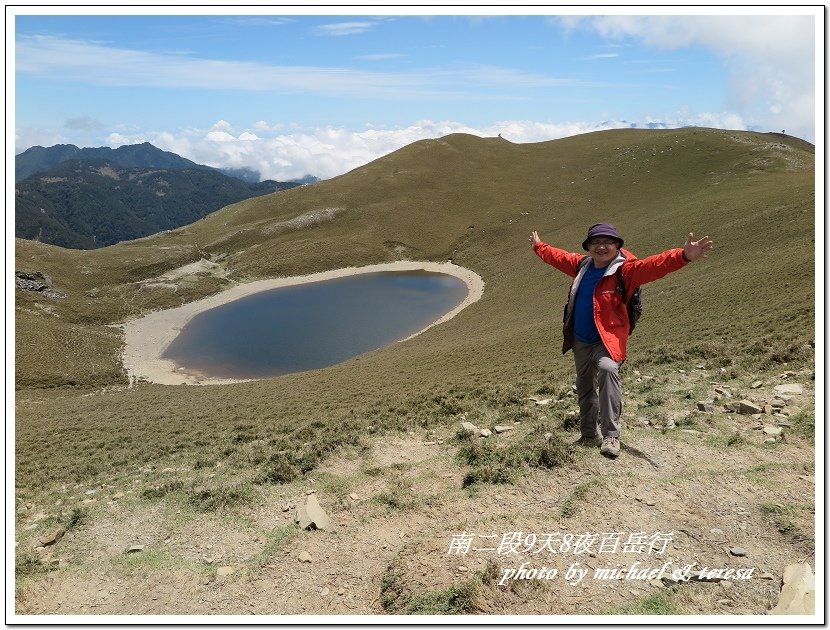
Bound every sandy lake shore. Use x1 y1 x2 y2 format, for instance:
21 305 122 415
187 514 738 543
120 260 485 386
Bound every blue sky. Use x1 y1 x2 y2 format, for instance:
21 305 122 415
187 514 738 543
11 8 821 180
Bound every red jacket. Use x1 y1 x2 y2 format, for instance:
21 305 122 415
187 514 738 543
533 241 689 362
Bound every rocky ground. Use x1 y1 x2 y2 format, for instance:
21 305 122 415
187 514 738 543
14 363 817 619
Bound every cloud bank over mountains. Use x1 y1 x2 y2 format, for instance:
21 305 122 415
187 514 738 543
88 114 744 182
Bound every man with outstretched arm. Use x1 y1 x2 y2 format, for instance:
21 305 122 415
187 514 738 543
529 223 713 459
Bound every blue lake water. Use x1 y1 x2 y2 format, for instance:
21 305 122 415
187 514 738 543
161 270 469 379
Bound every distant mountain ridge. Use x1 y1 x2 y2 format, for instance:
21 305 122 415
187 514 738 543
15 156 302 249
18 142 322 186
15 142 213 183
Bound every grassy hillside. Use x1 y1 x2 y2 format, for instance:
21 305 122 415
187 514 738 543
15 126 814 490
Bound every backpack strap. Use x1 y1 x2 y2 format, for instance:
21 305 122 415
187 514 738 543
616 269 628 304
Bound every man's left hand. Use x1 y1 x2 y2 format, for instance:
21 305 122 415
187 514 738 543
683 233 714 262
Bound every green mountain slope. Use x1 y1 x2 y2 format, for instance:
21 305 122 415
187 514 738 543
14 127 814 489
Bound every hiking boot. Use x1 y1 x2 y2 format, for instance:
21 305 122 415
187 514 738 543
600 436 621 459
574 434 602 448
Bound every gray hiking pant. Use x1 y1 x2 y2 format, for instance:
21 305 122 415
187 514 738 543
572 340 622 438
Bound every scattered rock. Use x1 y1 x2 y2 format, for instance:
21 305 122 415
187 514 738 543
710 528 725 537
493 425 513 434
298 551 313 563
763 426 783 436
697 402 717 413
111 492 125 500
216 566 235 577
295 504 312 530
38 529 65 547
737 400 763 415
15 271 65 298
320 587 330 596
714 387 733 397
690 570 725 583
760 572 775 580
527 396 551 405
478 428 492 438
661 574 682 586
770 563 815 615
460 421 478 435
729 547 747 557
124 545 144 554
295 493 335 531
773 383 803 395
750 380 763 389
423 441 437 446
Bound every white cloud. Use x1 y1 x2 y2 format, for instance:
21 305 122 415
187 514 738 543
105 132 135 145
206 130 236 142
315 21 376 36
253 120 285 132
211 120 233 132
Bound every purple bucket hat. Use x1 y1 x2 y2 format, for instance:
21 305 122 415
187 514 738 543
582 223 624 251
